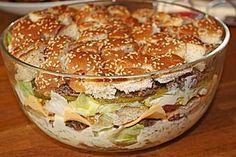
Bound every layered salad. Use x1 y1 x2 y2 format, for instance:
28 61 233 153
5 3 223 150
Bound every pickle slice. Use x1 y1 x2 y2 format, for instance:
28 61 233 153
97 96 146 104
34 91 50 100
64 95 77 101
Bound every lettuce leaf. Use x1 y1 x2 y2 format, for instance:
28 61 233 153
45 92 68 116
98 104 122 114
92 114 114 136
110 124 144 146
177 96 184 105
17 81 34 98
6 32 12 46
69 94 101 116
144 87 168 106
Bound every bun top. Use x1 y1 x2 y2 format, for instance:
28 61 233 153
8 4 223 76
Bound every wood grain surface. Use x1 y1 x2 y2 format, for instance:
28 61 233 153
0 10 236 157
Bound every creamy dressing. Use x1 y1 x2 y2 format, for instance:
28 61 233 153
23 93 211 150
14 72 215 150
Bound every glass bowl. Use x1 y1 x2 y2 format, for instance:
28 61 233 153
0 0 230 152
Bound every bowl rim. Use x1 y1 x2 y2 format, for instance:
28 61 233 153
0 0 230 79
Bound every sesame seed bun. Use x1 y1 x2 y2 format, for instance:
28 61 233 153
78 21 105 32
107 5 130 19
41 36 73 72
152 54 185 71
9 4 223 79
178 23 198 37
118 68 148 75
10 15 62 53
132 23 153 44
10 18 38 51
68 78 86 93
108 27 131 39
48 5 79 15
65 47 102 75
78 28 108 42
123 17 140 27
11 38 45 59
101 50 126 61
102 38 139 53
132 8 154 23
146 32 172 44
194 17 223 44
58 22 80 40
75 41 104 54
152 12 183 27
34 73 65 96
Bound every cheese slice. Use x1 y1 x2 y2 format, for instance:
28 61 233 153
63 107 92 126
24 95 48 117
124 104 166 128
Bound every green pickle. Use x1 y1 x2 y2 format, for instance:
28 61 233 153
97 96 146 104
64 95 77 101
34 91 50 100
144 87 168 106
97 87 168 104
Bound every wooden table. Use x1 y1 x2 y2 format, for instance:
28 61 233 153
0 10 236 157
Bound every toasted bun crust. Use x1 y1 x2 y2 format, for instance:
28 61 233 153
9 4 223 78
132 23 153 44
78 28 108 42
107 5 130 19
34 73 65 96
132 8 154 23
102 38 139 53
42 36 73 72
152 54 185 70
48 5 80 15
65 47 102 75
152 12 184 27
195 17 223 44
10 16 61 53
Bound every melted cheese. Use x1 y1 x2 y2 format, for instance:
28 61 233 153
124 104 166 128
24 95 48 117
64 107 92 126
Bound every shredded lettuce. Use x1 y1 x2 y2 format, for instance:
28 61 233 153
197 79 209 88
110 124 144 146
17 81 34 98
144 87 168 106
126 101 143 107
92 114 115 136
45 92 68 116
177 96 184 104
6 32 12 46
98 104 122 114
69 94 101 116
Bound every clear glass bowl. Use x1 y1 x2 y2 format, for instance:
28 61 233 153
0 0 230 152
